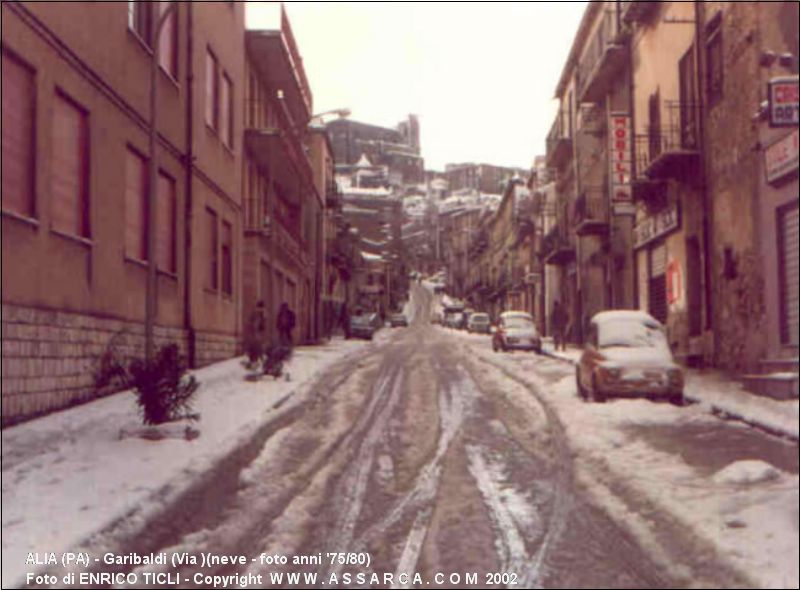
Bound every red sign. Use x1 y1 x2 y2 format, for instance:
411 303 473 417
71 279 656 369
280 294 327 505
609 113 633 213
765 128 799 184
769 76 799 128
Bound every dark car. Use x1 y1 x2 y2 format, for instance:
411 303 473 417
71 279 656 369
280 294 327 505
350 313 381 340
390 313 409 327
576 310 684 405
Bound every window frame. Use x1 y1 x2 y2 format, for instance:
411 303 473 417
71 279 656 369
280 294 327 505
706 18 724 106
206 207 219 291
124 145 148 263
156 169 177 274
205 47 219 132
221 71 234 150
221 219 233 297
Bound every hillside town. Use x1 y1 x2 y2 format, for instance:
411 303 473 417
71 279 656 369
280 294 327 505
2 2 798 589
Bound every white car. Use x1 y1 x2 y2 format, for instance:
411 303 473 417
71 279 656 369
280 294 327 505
492 311 542 353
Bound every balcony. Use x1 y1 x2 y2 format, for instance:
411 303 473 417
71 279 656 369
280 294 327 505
542 226 576 266
576 9 629 104
546 115 573 169
573 188 609 236
634 101 701 184
621 0 660 24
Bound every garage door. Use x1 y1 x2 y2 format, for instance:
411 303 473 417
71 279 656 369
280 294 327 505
781 206 799 347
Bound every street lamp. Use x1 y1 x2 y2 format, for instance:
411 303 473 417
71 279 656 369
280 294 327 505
145 2 177 363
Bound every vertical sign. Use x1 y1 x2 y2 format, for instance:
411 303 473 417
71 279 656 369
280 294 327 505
768 76 799 128
609 113 634 215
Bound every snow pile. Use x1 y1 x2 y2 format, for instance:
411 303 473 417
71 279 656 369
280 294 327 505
712 460 784 486
0 339 371 588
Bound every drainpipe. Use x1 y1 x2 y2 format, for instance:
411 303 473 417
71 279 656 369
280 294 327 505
183 2 196 367
694 0 715 358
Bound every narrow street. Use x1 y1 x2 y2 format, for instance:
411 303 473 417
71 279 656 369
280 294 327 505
64 283 790 590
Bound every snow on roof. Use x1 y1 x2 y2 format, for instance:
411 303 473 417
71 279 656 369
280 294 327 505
343 206 378 216
356 153 373 168
591 310 660 325
361 251 384 262
342 186 392 197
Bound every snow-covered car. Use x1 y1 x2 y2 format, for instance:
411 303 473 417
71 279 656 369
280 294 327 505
349 313 381 340
389 313 408 327
444 312 465 330
467 312 491 334
576 310 684 405
492 312 541 353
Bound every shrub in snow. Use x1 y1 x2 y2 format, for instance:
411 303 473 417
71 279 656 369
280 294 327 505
93 332 132 394
129 343 199 425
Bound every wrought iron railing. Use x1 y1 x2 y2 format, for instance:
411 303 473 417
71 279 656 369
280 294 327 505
573 187 608 226
634 100 700 177
576 9 623 99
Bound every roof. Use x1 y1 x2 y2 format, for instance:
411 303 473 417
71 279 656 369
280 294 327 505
361 251 384 263
592 310 661 325
554 2 604 98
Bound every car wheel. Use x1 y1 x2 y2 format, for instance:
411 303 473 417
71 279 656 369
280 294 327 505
669 392 684 407
591 376 607 403
492 340 498 353
576 368 588 401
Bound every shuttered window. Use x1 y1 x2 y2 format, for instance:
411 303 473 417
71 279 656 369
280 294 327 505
206 207 218 290
1 50 36 218
780 206 799 346
51 91 89 238
221 220 233 296
124 147 147 261
156 171 176 273
221 72 233 148
205 49 218 130
648 243 668 324
158 1 178 79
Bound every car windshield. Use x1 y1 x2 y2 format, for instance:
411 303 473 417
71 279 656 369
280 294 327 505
471 315 489 323
598 319 669 349
351 316 370 326
505 318 533 330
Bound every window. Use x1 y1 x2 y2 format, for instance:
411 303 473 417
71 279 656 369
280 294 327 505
1 50 36 218
51 91 89 238
706 16 723 105
221 72 233 148
156 171 176 273
221 220 233 296
158 1 178 79
124 147 147 261
128 1 154 46
205 49 219 130
206 208 218 290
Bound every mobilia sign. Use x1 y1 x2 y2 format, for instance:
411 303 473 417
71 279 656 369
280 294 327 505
633 203 681 249
609 113 634 214
768 76 799 128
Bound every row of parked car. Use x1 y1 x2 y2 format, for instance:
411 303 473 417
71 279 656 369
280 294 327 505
434 301 685 406
348 311 409 340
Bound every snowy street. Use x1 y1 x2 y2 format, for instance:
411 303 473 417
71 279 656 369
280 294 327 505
4 284 798 589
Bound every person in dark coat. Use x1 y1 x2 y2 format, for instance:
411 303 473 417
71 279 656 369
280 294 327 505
246 301 268 364
276 302 296 348
551 300 568 351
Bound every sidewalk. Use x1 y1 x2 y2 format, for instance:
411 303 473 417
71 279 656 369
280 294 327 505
541 339 800 441
0 338 370 588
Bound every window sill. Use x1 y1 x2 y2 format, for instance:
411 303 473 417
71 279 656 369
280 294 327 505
125 255 149 269
1 209 40 229
50 227 92 248
158 268 179 281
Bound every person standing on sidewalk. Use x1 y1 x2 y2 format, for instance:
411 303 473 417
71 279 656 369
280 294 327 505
276 302 296 348
551 300 568 351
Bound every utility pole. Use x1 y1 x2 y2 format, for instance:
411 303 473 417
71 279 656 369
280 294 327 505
145 2 177 363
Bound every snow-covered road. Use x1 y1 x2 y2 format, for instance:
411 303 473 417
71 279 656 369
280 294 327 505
4 284 797 588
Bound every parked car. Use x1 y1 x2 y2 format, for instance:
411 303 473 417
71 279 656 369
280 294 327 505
492 312 541 353
467 312 491 334
390 313 409 327
350 313 381 340
445 312 466 330
576 310 684 405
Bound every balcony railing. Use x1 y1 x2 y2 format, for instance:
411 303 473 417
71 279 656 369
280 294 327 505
621 0 660 24
576 9 628 103
573 188 609 236
634 101 700 183
541 225 576 266
546 114 573 169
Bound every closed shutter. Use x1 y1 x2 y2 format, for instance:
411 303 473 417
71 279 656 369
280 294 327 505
125 148 147 260
2 51 35 217
782 206 799 346
649 243 668 324
51 92 88 237
156 172 176 272
205 50 217 129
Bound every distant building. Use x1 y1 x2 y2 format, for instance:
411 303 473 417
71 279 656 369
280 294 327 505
444 163 528 195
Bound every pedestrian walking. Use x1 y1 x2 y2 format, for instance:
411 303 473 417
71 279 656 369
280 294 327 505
551 300 568 352
276 302 296 348
245 301 268 365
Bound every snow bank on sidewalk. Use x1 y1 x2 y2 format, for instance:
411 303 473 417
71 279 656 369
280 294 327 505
464 342 799 589
0 339 369 588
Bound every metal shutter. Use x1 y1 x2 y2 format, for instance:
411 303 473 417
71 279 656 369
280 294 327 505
124 149 147 260
156 172 176 272
51 93 88 237
782 206 799 347
649 244 668 324
1 52 35 217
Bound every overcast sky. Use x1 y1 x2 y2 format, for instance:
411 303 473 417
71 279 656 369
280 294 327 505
246 2 587 171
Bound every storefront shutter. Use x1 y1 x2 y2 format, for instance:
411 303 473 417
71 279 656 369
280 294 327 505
782 206 799 346
649 244 668 324
51 93 88 237
2 51 35 217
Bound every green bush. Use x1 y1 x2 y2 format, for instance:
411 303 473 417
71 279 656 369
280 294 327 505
129 344 199 425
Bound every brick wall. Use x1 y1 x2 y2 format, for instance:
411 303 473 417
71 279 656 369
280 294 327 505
1 303 239 427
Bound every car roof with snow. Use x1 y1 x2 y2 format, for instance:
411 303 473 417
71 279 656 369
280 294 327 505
591 310 661 326
500 311 533 320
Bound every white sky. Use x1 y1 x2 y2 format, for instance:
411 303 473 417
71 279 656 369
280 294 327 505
246 2 587 171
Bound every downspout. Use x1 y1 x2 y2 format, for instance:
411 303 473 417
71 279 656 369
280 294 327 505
694 0 715 358
628 8 639 311
183 1 196 367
